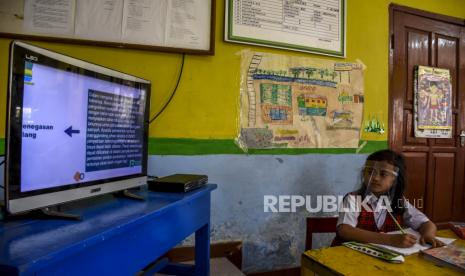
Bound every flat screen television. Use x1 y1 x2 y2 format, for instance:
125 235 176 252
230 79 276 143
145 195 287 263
4 41 151 215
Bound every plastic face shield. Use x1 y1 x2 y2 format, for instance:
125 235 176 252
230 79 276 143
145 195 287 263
363 161 399 196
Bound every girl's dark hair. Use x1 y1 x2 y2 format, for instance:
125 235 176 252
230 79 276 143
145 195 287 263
356 149 407 215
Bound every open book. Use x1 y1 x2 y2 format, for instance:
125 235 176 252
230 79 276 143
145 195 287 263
370 228 455 256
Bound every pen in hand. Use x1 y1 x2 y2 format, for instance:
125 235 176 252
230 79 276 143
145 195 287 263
386 211 418 248
387 211 406 234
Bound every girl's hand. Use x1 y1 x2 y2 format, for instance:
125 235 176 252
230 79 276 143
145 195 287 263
388 233 417 248
420 234 445 248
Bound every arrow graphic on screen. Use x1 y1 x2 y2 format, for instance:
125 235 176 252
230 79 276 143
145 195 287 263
65 126 80 137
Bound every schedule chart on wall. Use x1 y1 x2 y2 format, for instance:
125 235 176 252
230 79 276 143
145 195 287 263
225 0 345 57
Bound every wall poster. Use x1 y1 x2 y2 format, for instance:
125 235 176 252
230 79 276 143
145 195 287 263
414 65 452 138
237 50 364 150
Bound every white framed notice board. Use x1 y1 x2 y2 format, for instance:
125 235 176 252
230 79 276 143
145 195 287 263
225 0 346 57
0 0 216 55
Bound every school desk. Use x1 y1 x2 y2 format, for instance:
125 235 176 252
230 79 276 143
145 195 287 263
301 229 464 275
0 184 217 275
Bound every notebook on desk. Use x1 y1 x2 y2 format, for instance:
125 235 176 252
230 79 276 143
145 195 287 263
370 228 455 256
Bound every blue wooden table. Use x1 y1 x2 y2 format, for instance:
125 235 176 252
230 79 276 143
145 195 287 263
0 184 217 276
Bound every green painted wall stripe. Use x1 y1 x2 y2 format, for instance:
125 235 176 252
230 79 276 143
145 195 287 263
148 138 388 155
149 138 243 155
358 140 389 154
0 138 387 156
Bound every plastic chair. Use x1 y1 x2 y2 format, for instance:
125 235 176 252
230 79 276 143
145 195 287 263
305 217 338 251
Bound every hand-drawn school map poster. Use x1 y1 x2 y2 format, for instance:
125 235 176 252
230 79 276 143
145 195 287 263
414 66 452 138
238 51 364 149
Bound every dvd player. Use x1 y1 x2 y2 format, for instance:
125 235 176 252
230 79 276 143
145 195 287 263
148 174 208 193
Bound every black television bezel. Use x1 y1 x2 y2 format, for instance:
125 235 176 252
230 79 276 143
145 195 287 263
5 41 151 213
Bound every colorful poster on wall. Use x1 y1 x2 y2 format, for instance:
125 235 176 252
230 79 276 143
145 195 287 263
414 66 452 138
237 50 365 149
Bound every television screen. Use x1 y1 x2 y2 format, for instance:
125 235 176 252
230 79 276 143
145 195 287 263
5 41 151 214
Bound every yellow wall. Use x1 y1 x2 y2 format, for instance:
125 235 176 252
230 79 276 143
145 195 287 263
1 0 464 141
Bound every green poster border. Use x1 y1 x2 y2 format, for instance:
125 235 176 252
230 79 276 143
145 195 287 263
0 138 387 157
226 0 346 57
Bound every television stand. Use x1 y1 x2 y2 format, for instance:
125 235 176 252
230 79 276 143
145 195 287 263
5 207 82 221
37 207 82 220
113 189 145 201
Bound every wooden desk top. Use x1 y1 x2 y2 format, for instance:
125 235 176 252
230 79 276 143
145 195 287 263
302 229 464 276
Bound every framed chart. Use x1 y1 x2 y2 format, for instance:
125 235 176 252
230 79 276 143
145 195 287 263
225 0 346 57
0 0 216 55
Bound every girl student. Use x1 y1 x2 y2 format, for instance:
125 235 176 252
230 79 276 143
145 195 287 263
332 149 444 248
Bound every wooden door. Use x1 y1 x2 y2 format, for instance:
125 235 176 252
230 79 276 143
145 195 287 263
389 5 465 223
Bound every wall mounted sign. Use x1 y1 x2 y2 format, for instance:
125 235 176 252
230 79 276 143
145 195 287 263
0 0 216 55
225 0 346 57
